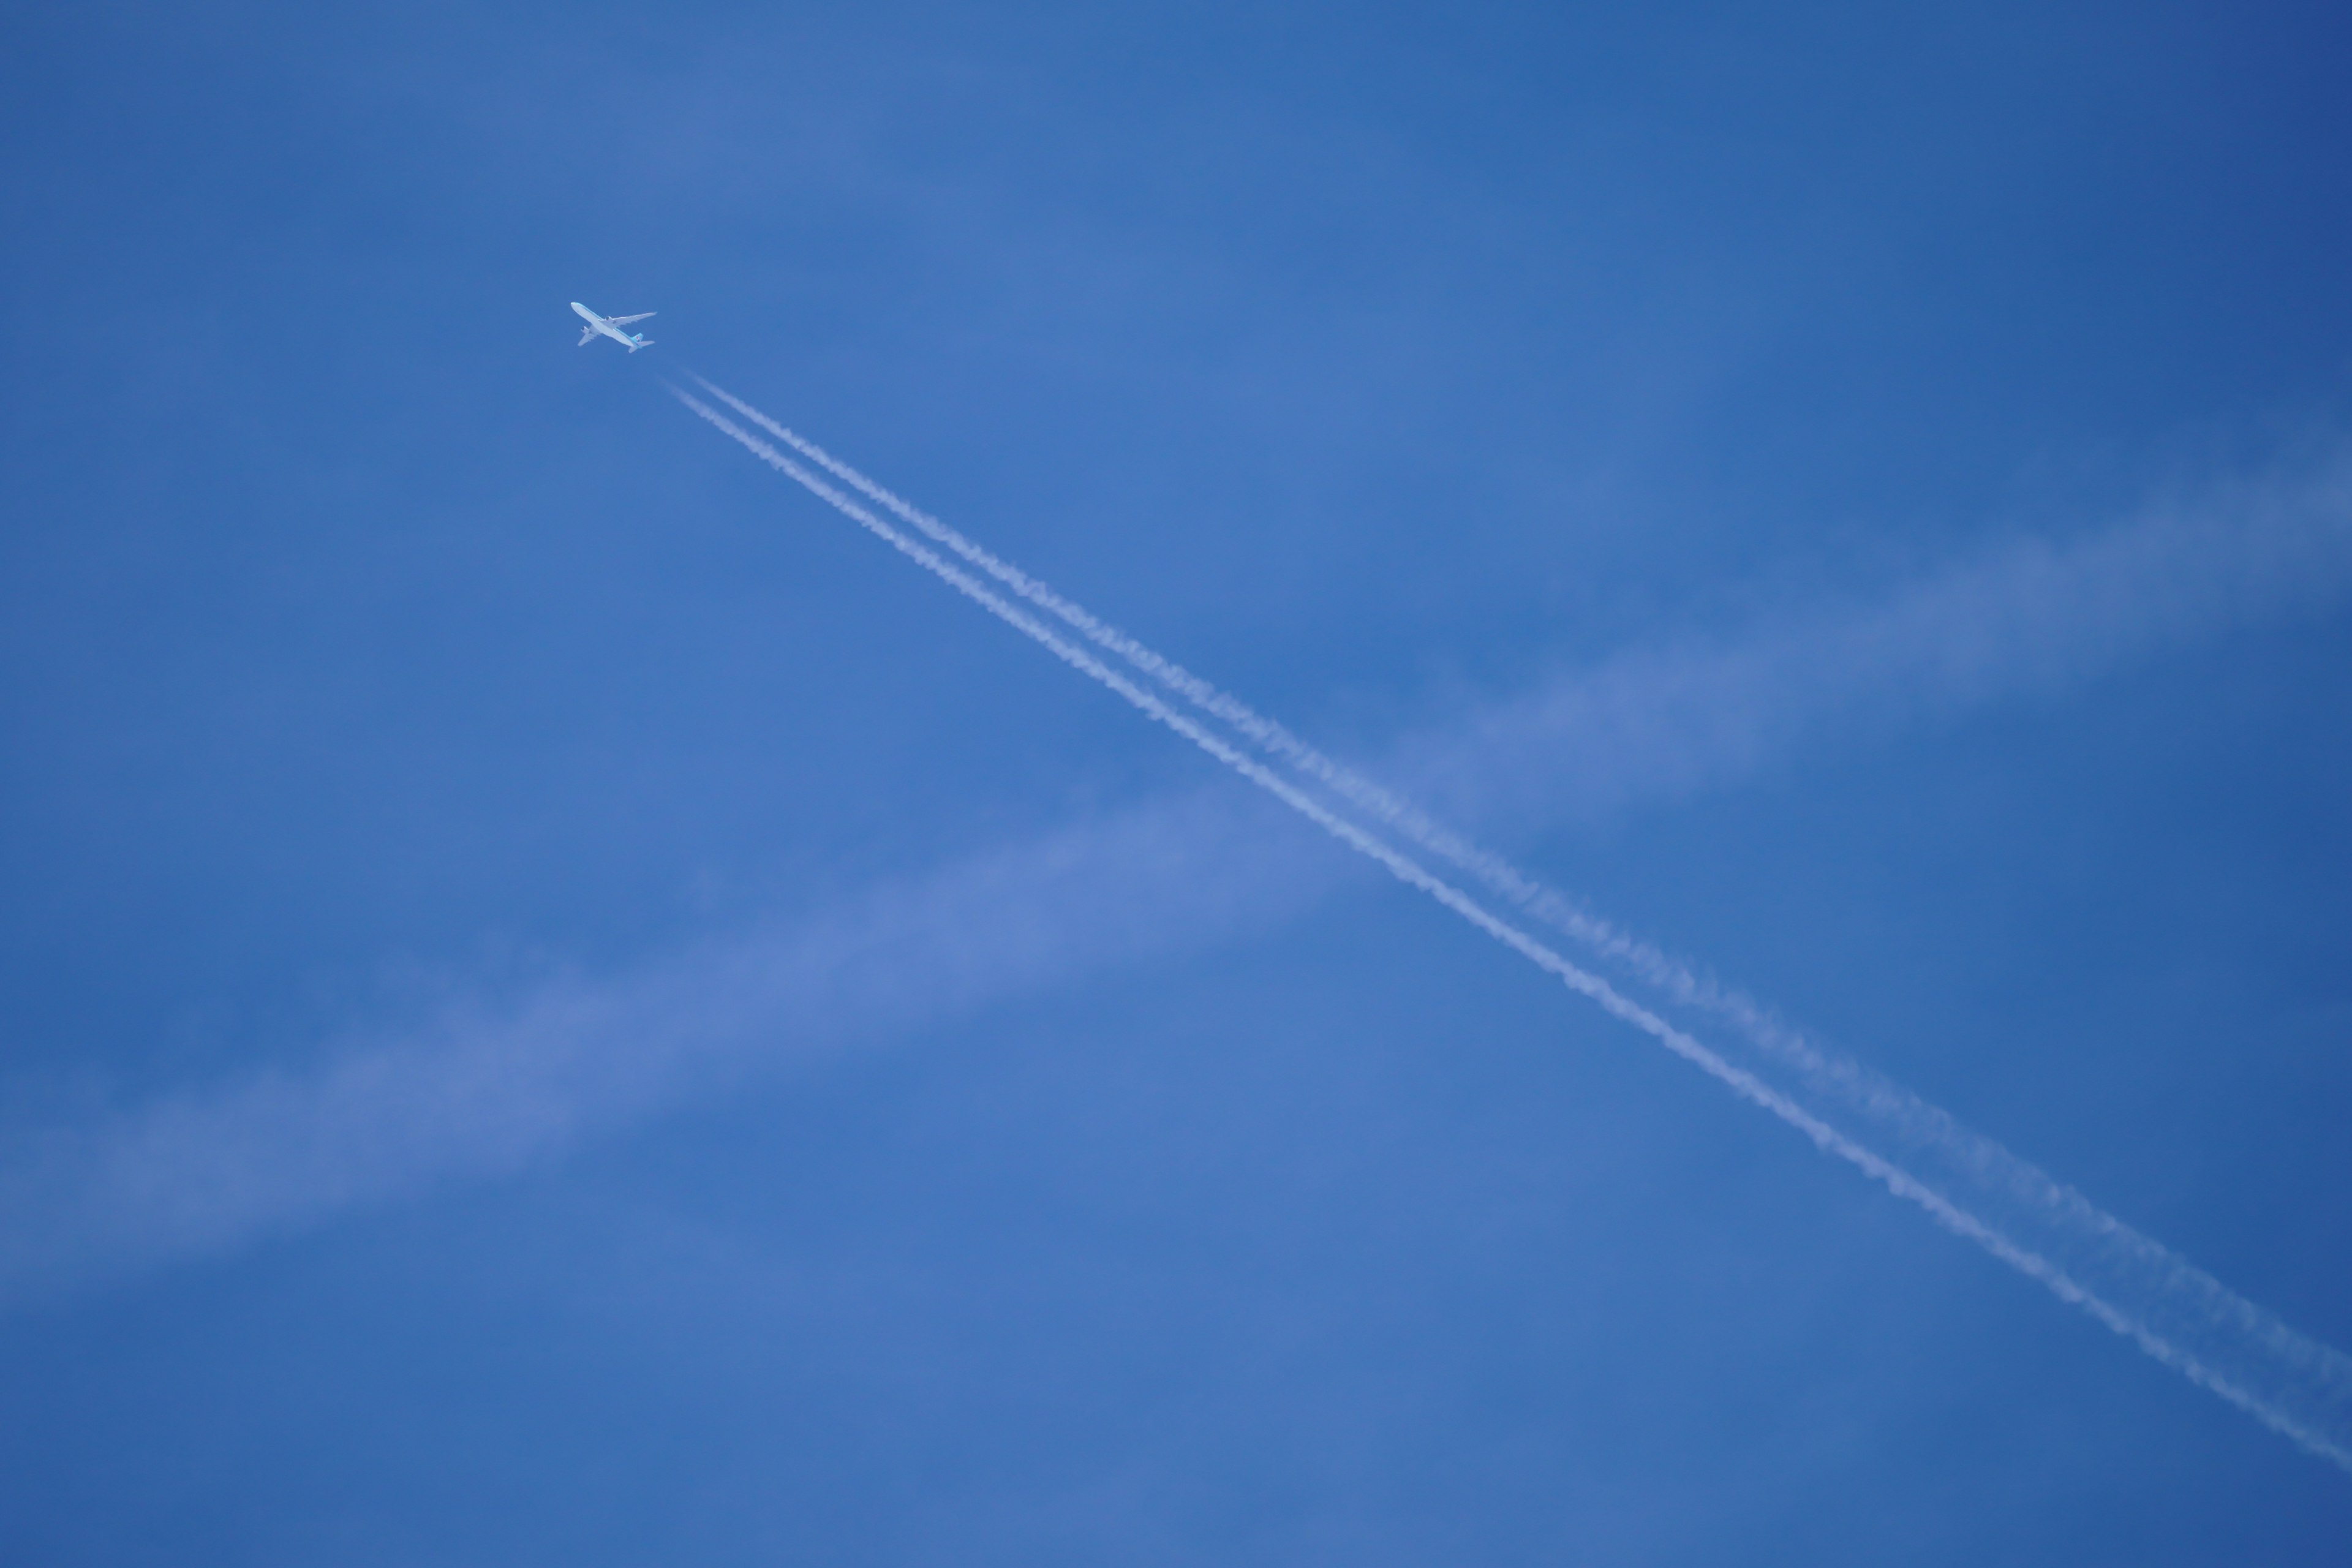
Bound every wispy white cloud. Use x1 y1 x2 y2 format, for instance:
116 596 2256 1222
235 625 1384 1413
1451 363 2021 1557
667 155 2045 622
4 400 2348 1474
1413 448 2352 831
0 786 1338 1305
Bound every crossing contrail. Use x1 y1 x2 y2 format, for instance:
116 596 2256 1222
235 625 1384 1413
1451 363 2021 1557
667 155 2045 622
668 379 2352 1472
684 373 2352 1448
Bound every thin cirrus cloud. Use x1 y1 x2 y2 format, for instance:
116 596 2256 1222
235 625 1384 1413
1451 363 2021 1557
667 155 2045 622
1404 448 2352 832
0 783 1337 1306
0 416 2346 1334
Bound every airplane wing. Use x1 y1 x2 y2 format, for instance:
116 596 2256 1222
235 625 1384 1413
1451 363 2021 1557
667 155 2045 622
579 324 601 345
606 312 655 325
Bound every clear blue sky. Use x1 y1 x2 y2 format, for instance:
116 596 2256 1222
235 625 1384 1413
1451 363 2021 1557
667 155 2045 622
4 1 2350 1561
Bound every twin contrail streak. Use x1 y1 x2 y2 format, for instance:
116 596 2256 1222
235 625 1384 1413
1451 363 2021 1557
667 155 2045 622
668 378 2352 1472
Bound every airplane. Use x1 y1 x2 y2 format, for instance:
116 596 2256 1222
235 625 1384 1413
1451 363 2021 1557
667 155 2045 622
571 301 655 352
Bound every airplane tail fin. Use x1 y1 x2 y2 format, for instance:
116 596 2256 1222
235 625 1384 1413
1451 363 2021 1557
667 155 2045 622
627 339 654 352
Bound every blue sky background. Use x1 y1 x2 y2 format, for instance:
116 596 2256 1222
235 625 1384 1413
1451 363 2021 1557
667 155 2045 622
4 1 2351 1561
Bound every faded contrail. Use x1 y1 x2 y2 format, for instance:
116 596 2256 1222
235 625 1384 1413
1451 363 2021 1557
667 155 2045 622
669 380 2352 1472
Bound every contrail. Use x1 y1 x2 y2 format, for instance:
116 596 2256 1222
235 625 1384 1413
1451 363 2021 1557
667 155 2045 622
669 380 2352 1472
686 372 2352 1459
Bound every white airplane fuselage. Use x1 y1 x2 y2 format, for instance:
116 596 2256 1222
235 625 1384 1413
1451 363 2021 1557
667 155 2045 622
571 300 654 352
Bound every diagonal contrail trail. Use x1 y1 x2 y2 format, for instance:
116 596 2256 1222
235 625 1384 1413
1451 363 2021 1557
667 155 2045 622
686 372 2352 1457
668 379 2352 1472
